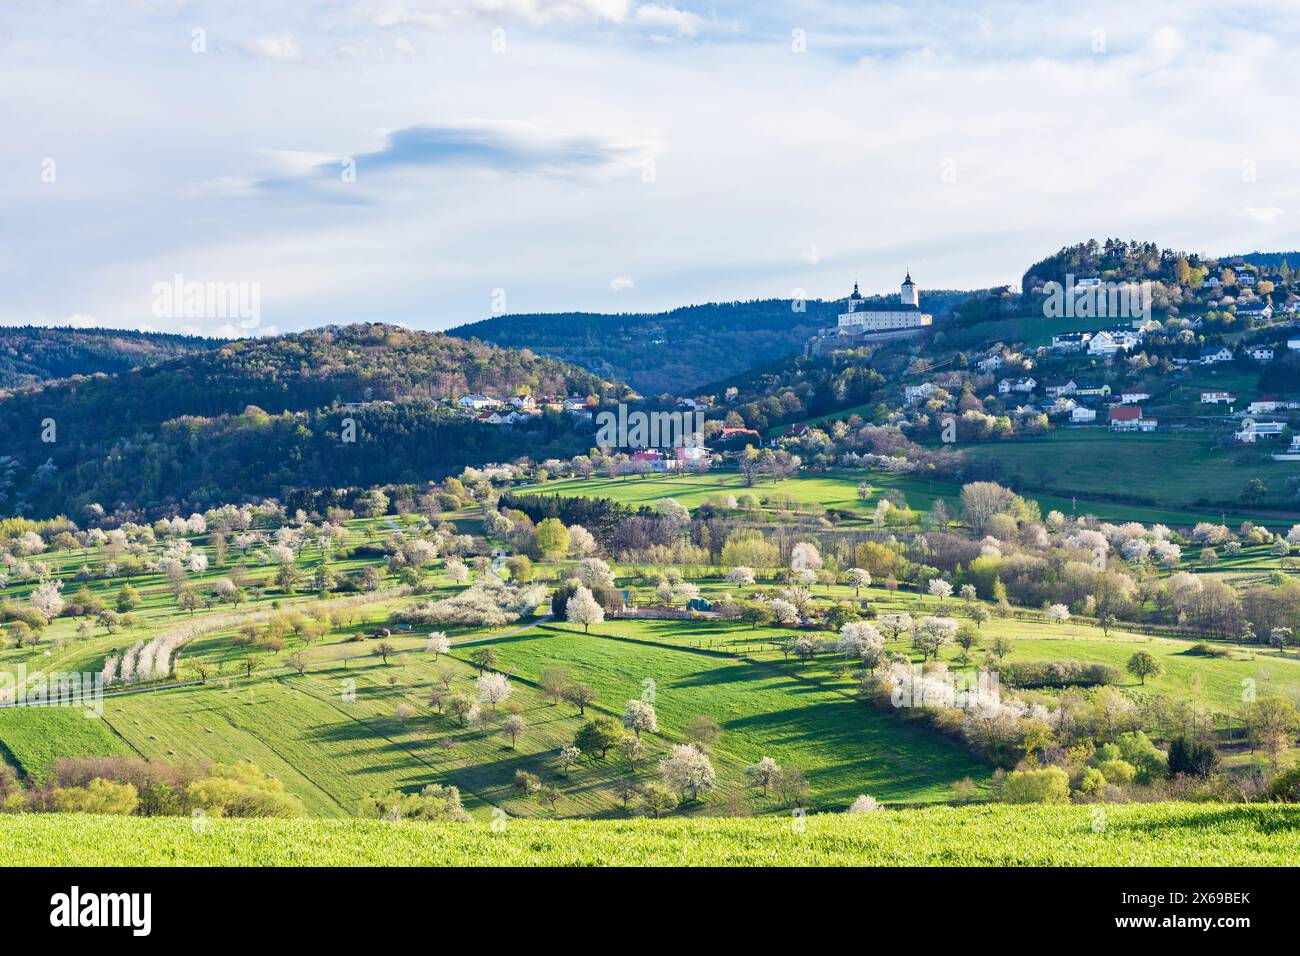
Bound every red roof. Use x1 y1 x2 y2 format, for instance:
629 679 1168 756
1109 406 1142 421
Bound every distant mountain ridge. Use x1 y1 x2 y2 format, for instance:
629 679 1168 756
448 292 968 394
0 323 624 520
0 326 223 390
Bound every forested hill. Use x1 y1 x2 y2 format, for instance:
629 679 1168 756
0 326 223 390
0 324 624 520
448 293 969 396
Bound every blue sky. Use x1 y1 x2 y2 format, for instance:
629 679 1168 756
4 0 1300 337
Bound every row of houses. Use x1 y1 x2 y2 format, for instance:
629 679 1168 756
455 392 592 424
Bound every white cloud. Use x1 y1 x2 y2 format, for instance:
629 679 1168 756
608 275 635 291
243 34 303 61
1238 206 1286 224
6 1 1300 333
634 3 702 36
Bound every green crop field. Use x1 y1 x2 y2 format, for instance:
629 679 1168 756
538 467 1295 529
456 623 988 806
951 431 1300 519
2 803 1296 866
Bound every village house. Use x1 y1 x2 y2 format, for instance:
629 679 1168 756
1119 387 1151 405
904 382 936 404
458 394 495 411
1236 420 1286 442
1088 328 1141 356
1235 301 1273 320
1200 391 1236 405
976 352 1005 373
1070 405 1097 423
1273 435 1300 460
1043 377 1077 398
1199 346 1234 365
1050 332 1092 352
1248 346 1275 362
1074 381 1111 398
1246 397 1300 416
997 376 1037 395
1109 405 1157 432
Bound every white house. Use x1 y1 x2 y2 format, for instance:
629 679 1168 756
904 382 936 404
1239 272 1257 286
1248 347 1275 362
976 353 1004 373
1200 347 1234 365
1043 377 1077 398
458 394 494 410
1051 332 1092 352
1088 329 1141 356
1236 420 1286 442
1236 301 1273 320
1273 435 1300 460
1119 387 1151 405
1201 391 1236 405
1288 339 1300 352
998 376 1037 395
1070 406 1097 423
1246 398 1300 415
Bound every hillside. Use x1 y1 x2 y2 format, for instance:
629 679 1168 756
0 323 625 519
0 326 222 390
2 805 1295 865
448 293 968 396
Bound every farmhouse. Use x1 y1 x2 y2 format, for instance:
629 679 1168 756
1248 346 1275 362
458 394 495 410
1119 387 1151 404
1070 406 1097 423
1199 347 1234 365
1201 391 1236 405
976 352 1004 372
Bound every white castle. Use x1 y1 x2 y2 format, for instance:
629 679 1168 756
836 273 933 335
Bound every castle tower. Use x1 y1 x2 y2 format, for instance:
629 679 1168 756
901 271 918 307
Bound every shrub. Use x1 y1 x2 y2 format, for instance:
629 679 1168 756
51 778 139 815
1098 759 1137 785
1267 767 1300 802
1078 767 1106 795
998 660 1120 688
1001 766 1070 804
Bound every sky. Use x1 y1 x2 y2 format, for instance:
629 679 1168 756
4 0 1300 338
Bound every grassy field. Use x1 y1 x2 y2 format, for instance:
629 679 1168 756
951 431 1300 518
538 467 1297 529
461 623 988 807
2 804 1296 865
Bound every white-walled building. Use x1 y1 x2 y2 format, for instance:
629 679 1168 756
837 274 934 335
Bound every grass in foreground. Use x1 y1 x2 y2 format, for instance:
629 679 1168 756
3 804 1297 866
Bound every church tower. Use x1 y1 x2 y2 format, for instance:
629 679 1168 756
901 271 918 307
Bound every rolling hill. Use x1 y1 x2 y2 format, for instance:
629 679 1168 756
448 293 969 396
0 323 627 519
0 326 223 390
